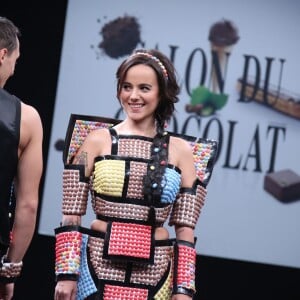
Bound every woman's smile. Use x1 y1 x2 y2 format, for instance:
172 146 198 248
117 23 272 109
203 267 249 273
128 102 145 111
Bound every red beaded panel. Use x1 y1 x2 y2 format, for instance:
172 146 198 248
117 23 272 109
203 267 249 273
55 231 82 275
108 222 152 259
103 284 148 299
176 244 196 292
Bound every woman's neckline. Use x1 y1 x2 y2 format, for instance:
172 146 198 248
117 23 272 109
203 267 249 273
111 127 156 139
113 120 158 138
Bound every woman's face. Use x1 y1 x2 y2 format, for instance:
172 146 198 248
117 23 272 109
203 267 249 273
119 64 160 123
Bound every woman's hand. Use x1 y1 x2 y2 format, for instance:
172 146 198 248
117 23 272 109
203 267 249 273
54 280 77 300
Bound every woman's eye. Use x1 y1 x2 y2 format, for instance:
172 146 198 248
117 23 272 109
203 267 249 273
141 86 150 92
122 84 131 91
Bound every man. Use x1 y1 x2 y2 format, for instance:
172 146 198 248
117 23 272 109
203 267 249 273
0 16 43 299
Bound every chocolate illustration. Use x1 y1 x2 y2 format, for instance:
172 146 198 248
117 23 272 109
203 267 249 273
264 169 300 203
99 15 141 58
185 19 239 116
209 19 239 93
237 78 300 120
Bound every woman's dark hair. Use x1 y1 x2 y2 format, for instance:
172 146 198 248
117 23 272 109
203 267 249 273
116 49 180 208
0 17 20 54
116 48 180 130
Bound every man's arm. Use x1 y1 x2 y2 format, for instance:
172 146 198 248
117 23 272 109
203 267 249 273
6 103 43 262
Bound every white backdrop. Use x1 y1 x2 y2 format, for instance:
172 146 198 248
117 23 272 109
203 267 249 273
39 0 300 269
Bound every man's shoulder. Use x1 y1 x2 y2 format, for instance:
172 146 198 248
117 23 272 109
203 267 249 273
20 102 41 125
19 103 43 148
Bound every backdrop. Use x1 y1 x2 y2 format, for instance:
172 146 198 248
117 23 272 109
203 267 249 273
39 0 300 269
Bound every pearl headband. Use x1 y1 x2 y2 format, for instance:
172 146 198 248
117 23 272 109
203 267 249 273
131 52 168 80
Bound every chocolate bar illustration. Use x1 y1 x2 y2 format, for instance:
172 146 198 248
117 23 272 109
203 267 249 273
237 78 300 120
264 169 300 203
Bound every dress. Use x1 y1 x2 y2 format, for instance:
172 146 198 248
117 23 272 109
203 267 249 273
55 114 218 300
0 88 21 256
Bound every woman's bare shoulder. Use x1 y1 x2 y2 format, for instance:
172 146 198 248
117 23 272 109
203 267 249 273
168 135 193 166
86 127 110 141
169 135 192 154
169 135 196 185
80 128 111 152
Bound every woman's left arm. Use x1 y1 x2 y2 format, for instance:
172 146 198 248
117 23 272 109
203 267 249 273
175 137 197 243
170 137 205 300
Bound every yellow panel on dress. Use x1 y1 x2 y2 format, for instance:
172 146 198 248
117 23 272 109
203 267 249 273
93 160 125 197
153 260 173 299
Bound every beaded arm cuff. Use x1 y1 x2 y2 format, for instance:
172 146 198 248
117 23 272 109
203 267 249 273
62 164 89 215
169 179 206 229
172 240 196 297
0 255 23 283
55 226 83 281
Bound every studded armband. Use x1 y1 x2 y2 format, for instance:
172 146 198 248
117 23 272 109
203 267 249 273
172 240 196 297
169 179 206 229
62 164 89 215
0 255 23 283
55 225 83 281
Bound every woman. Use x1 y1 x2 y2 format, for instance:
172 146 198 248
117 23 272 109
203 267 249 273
54 49 214 300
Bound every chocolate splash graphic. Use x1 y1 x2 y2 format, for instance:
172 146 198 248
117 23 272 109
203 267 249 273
99 15 141 58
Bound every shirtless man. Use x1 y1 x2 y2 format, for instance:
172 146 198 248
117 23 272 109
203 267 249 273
0 16 43 300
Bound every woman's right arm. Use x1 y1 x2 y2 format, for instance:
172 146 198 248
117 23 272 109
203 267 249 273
54 129 105 300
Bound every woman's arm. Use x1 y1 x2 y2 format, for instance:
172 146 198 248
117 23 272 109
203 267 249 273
170 137 202 300
54 129 107 300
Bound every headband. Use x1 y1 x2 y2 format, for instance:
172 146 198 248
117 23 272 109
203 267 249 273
131 52 168 80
